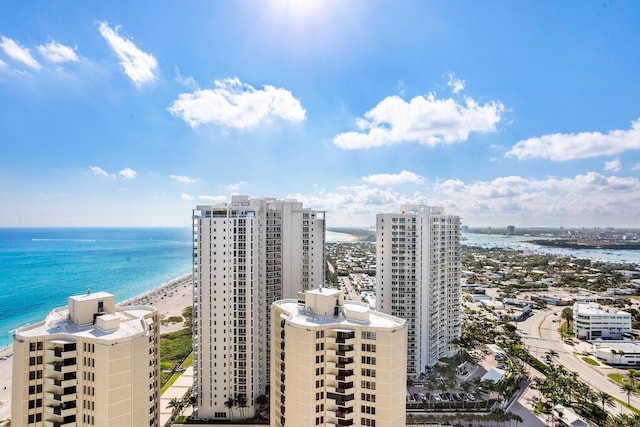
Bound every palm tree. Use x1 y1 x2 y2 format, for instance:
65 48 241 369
544 349 558 365
597 391 615 418
255 394 268 416
621 383 637 407
627 369 640 387
224 396 236 419
236 394 248 420
167 397 182 419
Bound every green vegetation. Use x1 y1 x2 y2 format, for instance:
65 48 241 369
159 306 193 386
582 357 600 366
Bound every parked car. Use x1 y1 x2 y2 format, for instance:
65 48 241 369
443 392 451 401
466 393 475 401
419 393 426 401
433 393 442 402
413 393 420 401
452 392 462 401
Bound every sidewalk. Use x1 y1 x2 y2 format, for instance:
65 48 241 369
160 366 194 427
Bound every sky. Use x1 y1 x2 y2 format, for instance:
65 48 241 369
1 1 640 228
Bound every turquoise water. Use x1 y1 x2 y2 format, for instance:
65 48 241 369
0 228 193 349
463 233 640 264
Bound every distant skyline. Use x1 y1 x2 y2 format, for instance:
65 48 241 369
1 1 640 228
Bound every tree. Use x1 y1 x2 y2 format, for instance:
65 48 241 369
236 394 248 420
167 397 182 419
224 396 236 419
621 383 637 407
561 307 574 331
628 369 640 387
597 391 615 415
255 394 268 417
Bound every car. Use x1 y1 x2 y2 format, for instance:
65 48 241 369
452 392 462 401
433 393 442 402
444 392 451 400
466 393 475 401
413 393 420 401
419 393 426 401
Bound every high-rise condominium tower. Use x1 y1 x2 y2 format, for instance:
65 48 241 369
271 287 407 427
12 291 159 427
376 205 461 375
192 195 325 421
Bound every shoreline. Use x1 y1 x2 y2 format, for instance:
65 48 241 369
0 273 194 423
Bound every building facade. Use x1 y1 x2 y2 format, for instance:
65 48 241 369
12 291 159 427
376 205 461 375
574 301 631 340
271 287 407 427
192 196 325 421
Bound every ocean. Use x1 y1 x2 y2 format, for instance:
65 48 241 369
0 227 193 349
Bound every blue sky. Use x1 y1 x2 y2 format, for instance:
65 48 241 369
1 1 640 228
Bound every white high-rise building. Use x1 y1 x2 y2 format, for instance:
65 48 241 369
192 195 325 421
271 287 407 427
376 205 461 375
12 291 159 427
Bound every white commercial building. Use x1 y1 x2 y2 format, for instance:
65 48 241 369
12 291 159 427
376 205 461 375
271 287 407 427
192 196 325 421
574 301 631 340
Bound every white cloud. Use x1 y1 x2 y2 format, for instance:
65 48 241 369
198 195 227 203
363 170 424 186
37 41 78 63
225 181 247 192
604 159 622 172
119 168 137 179
633 163 640 172
292 171 640 227
168 77 306 129
175 67 196 87
90 166 110 177
447 72 465 94
0 58 6 68
181 193 194 201
506 118 640 161
333 93 504 150
170 174 197 184
98 22 158 88
0 36 40 69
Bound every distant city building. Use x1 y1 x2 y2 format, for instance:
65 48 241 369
192 196 325 421
12 291 159 427
376 205 461 375
506 225 515 235
271 287 407 427
574 301 631 340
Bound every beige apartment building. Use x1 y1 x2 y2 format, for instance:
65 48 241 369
271 287 407 427
192 196 325 421
377 205 461 375
12 291 159 427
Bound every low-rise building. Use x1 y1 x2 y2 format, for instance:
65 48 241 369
594 341 640 365
574 301 631 340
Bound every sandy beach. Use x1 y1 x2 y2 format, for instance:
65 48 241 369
0 274 194 424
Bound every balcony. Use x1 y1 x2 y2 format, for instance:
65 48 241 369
45 420 77 427
46 401 77 417
45 391 76 403
46 347 77 360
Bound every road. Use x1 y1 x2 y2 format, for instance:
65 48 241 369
518 305 638 415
